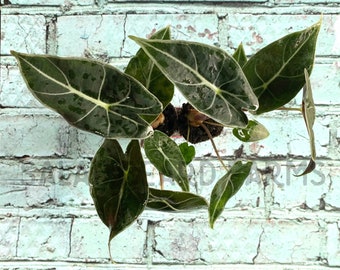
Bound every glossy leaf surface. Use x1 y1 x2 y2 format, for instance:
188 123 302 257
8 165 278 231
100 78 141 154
233 43 247 67
179 142 196 165
232 120 269 142
147 188 208 211
243 20 321 114
125 27 174 111
296 69 316 176
209 161 252 228
130 36 258 128
89 139 148 243
11 51 162 138
144 131 189 191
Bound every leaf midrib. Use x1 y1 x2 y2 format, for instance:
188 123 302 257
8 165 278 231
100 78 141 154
134 38 223 97
157 146 188 190
210 175 232 219
19 55 110 109
18 54 153 136
252 25 318 93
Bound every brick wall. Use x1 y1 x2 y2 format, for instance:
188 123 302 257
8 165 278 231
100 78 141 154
1 0 340 269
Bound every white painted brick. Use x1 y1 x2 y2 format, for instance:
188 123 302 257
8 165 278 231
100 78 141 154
152 217 326 264
0 218 19 259
18 217 71 259
111 0 267 2
324 164 340 208
53 178 93 206
69 218 109 260
124 14 219 57
8 0 93 4
188 160 339 211
56 15 126 57
76 130 104 157
44 158 92 206
196 219 263 264
288 118 329 158
247 114 331 158
0 158 337 212
275 0 340 4
0 65 42 108
0 110 72 157
0 185 51 208
1 15 46 55
225 14 338 57
327 223 340 266
290 62 340 106
70 217 147 263
308 62 340 105
1 2 340 268
8 0 65 4
0 158 94 207
152 219 204 263
272 161 336 209
255 219 326 264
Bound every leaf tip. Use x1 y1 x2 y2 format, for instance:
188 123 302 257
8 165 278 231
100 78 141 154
164 25 171 32
128 35 138 41
10 50 19 57
129 35 144 44
293 159 316 177
311 16 322 33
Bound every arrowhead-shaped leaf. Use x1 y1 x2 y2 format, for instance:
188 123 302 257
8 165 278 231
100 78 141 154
130 36 258 128
11 51 162 139
89 139 148 245
144 130 189 191
233 43 247 67
243 20 321 114
125 27 174 110
295 69 316 176
147 188 207 211
232 120 269 142
209 161 252 228
179 142 196 165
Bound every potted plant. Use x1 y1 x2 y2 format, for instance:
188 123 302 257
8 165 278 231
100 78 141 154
11 19 321 260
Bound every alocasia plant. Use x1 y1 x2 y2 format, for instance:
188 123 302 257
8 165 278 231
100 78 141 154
11 20 321 259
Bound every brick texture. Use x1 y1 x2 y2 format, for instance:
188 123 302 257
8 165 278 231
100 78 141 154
1 0 340 269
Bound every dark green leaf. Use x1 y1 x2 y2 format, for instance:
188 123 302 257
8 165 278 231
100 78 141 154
144 130 189 191
179 142 196 165
89 139 148 245
233 43 247 67
243 20 321 114
147 188 207 211
232 119 269 142
209 161 252 228
130 36 258 128
295 69 316 176
11 51 162 139
125 27 174 112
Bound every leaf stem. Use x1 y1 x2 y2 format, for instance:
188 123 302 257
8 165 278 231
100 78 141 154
276 107 302 112
108 241 116 263
159 173 164 190
200 122 228 171
203 120 224 127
